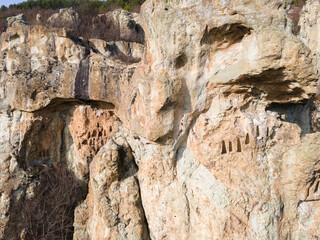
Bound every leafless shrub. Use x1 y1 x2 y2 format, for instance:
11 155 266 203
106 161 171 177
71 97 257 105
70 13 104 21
89 14 121 42
27 8 58 26
0 8 58 33
288 0 305 34
21 166 86 240
130 5 141 13
0 4 144 43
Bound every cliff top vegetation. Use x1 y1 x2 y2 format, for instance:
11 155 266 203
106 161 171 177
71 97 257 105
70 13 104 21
0 0 145 34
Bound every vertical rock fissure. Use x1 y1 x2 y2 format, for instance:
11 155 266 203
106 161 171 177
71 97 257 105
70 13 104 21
136 176 152 240
74 54 90 100
58 118 65 164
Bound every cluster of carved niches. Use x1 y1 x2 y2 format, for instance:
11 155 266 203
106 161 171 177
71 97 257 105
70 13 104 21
38 149 50 159
77 123 113 158
221 125 269 154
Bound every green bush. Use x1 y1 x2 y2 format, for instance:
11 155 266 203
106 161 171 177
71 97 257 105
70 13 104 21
293 0 306 5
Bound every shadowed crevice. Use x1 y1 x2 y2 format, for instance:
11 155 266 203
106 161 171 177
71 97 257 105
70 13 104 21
74 55 90 100
266 99 313 136
201 23 252 47
136 176 152 240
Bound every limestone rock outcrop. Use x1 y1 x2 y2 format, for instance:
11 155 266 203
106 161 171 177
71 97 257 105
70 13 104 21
74 136 150 240
6 14 28 28
1 0 320 239
91 9 144 43
47 8 81 30
299 0 320 133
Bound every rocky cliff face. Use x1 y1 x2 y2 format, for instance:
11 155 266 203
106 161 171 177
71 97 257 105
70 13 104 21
1 0 320 239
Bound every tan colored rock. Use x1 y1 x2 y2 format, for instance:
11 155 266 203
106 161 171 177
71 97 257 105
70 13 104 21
299 0 320 133
0 103 119 238
120 0 317 144
0 24 142 113
68 105 118 179
89 39 144 63
74 136 149 240
2 0 320 240
299 0 320 69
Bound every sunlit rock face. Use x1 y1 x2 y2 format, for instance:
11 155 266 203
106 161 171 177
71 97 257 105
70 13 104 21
1 1 320 239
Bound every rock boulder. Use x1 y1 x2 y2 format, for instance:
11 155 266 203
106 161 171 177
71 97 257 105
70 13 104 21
6 14 27 28
47 7 81 30
91 9 144 43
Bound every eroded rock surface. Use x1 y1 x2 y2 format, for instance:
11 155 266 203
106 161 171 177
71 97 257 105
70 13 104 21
74 135 149 240
1 0 320 239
